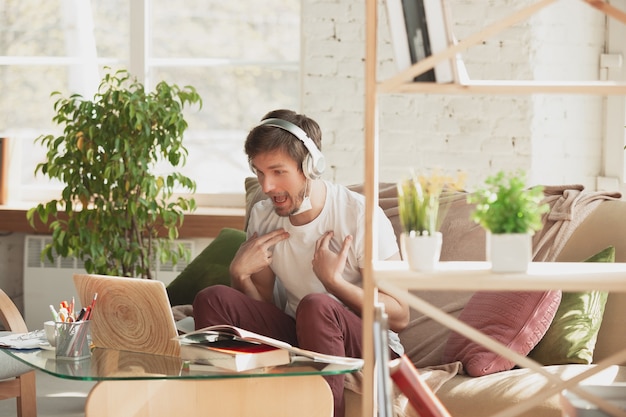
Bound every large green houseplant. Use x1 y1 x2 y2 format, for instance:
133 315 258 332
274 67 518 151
468 170 549 272
27 69 202 278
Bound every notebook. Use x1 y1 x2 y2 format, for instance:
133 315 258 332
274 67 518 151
73 273 181 357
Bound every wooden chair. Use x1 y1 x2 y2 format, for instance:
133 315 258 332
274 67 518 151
0 288 37 417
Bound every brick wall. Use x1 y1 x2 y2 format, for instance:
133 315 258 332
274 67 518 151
301 0 607 189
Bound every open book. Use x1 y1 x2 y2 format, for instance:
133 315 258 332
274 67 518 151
177 325 364 370
179 338 291 372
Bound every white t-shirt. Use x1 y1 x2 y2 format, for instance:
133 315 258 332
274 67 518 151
247 180 404 354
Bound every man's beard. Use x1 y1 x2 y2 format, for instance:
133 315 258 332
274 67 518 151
273 182 311 217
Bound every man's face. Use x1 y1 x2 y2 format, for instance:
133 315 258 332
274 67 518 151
251 149 307 217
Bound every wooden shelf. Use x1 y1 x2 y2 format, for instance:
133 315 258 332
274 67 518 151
379 80 626 95
374 261 626 292
361 1 626 417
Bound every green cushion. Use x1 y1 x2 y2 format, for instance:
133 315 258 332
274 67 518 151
528 246 614 365
166 228 246 306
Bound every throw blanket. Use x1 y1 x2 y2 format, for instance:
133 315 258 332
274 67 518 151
533 185 621 262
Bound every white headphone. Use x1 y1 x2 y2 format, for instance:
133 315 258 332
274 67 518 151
251 118 326 180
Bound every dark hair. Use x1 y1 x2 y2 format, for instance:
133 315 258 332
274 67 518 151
244 109 322 171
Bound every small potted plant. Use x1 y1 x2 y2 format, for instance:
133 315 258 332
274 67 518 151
397 169 465 271
467 170 549 272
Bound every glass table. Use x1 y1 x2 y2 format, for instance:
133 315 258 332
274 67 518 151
3 347 360 416
3 347 360 381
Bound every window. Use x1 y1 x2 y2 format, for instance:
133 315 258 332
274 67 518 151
0 0 300 206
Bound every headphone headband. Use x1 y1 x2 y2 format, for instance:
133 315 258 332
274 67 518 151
257 118 326 179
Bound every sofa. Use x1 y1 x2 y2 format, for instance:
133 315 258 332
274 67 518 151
167 179 626 417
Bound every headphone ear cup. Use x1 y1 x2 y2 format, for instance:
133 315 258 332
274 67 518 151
306 153 326 180
302 154 319 180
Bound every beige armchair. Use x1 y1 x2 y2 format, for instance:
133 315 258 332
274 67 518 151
0 288 37 417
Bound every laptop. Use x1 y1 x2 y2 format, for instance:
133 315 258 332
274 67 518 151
73 273 181 357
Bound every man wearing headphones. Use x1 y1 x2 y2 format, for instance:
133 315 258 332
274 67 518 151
193 109 409 417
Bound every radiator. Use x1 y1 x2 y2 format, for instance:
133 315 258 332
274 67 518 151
23 235 194 330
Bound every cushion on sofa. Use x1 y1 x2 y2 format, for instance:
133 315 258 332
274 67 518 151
245 176 265 230
528 246 613 365
400 290 474 368
442 290 562 377
166 228 246 306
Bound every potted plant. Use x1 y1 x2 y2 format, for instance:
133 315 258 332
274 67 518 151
27 68 202 279
397 169 465 271
467 170 549 272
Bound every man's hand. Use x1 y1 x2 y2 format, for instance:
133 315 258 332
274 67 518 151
230 228 290 279
311 231 410 333
312 231 352 290
230 229 289 302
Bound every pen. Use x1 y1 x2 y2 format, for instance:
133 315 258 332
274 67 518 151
89 292 98 310
49 304 59 321
85 293 98 320
76 307 87 321
58 307 68 322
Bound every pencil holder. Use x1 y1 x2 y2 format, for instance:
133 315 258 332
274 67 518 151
55 321 92 361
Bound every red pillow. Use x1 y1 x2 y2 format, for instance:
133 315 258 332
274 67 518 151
442 290 562 377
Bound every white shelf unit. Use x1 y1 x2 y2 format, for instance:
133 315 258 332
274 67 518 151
361 1 626 417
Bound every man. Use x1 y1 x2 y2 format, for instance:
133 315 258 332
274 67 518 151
193 109 409 417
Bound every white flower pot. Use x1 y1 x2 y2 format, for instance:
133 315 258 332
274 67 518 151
401 232 443 272
487 232 532 273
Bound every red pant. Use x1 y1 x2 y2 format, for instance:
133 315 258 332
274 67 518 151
193 285 363 417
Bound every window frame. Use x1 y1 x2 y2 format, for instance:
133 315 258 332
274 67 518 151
0 0 301 210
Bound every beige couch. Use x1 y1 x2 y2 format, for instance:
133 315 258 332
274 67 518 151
342 185 626 417
174 179 625 417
